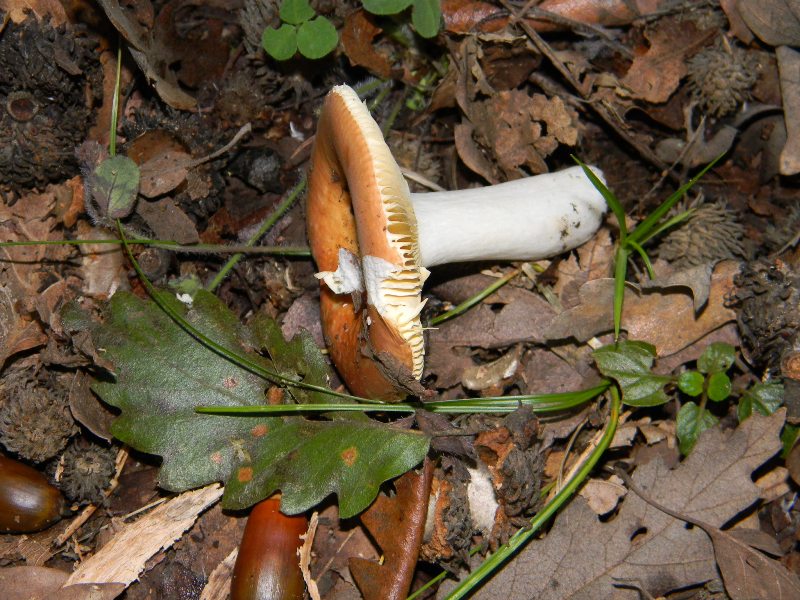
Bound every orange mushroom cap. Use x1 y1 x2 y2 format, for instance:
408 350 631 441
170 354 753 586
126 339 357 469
307 85 427 401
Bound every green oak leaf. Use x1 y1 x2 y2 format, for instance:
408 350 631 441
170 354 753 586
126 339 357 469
697 342 735 374
61 290 429 518
92 155 140 219
593 341 672 406
262 24 298 61
280 0 315 25
738 382 784 421
296 16 338 59
412 0 441 38
677 401 719 455
678 371 704 397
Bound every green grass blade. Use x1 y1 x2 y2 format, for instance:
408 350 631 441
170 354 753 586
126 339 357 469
428 269 520 326
613 246 629 340
628 157 721 245
627 240 654 280
196 382 610 416
635 209 694 246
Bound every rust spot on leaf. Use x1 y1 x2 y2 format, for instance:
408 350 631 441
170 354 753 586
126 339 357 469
251 424 269 437
341 446 358 467
210 451 223 464
223 376 238 389
237 466 253 483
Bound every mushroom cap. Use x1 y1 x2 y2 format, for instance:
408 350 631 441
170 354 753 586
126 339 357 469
307 85 427 400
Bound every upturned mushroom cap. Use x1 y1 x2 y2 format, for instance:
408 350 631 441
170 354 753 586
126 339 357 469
307 85 427 401
307 85 607 401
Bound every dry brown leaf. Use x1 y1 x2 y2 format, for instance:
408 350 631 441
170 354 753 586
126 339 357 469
442 0 665 34
617 462 800 600
341 9 393 79
95 0 197 110
0 0 66 24
68 371 116 442
349 461 433 600
545 260 738 357
136 198 200 245
777 45 800 175
0 566 68 600
469 90 578 178
579 476 626 516
738 0 800 46
138 149 193 198
474 410 785 599
621 19 713 104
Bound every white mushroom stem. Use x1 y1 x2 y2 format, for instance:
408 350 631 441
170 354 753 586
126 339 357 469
410 165 607 268
316 165 606 295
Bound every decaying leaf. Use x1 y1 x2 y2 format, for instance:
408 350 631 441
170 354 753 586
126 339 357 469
545 260 738 357
777 45 800 175
619 467 800 600
474 410 785 599
738 0 800 47
349 460 433 600
465 90 579 178
621 18 714 104
62 290 429 518
95 0 197 110
341 9 393 78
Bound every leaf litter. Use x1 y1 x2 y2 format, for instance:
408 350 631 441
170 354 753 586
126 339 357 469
3 0 800 598
471 410 788 599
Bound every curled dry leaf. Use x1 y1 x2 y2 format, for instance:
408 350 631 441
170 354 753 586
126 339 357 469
349 460 433 600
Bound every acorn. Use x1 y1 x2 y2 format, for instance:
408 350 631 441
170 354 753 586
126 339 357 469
0 454 66 533
231 496 308 600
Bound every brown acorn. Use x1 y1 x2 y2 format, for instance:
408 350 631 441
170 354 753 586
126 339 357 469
0 454 66 533
231 496 308 600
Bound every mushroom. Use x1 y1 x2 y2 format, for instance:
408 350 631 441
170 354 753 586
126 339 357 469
307 84 606 400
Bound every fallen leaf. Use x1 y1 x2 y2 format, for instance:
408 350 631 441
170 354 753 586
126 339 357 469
136 197 200 245
349 460 433 600
468 90 579 178
138 149 193 198
341 9 393 79
62 290 429 517
545 260 738 357
777 45 800 175
68 371 116 442
0 0 67 24
0 566 68 600
579 475 626 516
621 18 713 104
738 0 800 46
617 464 800 600
641 261 714 312
475 410 785 599
95 0 197 110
